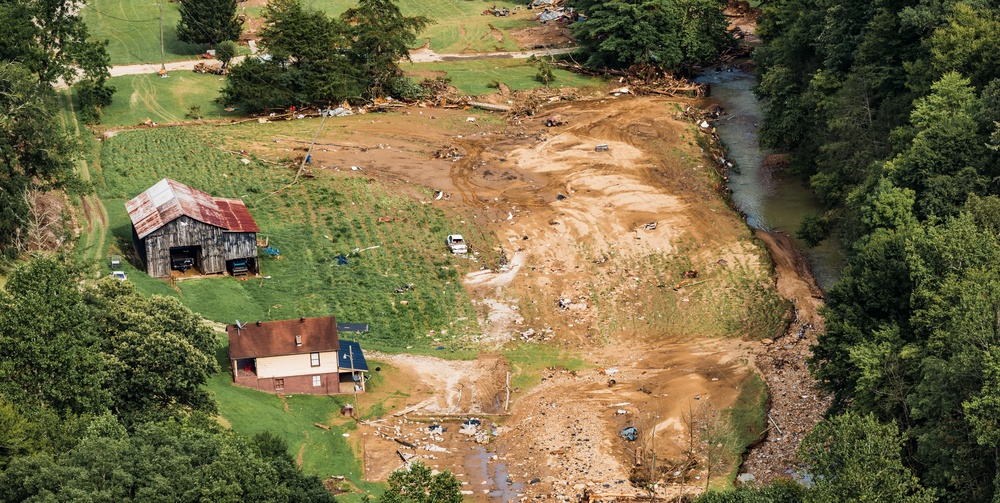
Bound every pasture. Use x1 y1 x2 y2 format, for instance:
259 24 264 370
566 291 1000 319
83 0 548 66
100 73 235 126
92 122 495 354
81 0 205 65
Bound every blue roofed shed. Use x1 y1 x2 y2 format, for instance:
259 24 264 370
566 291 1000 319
337 340 368 392
338 340 369 371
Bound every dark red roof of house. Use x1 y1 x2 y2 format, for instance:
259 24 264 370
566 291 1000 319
228 316 339 359
126 178 260 239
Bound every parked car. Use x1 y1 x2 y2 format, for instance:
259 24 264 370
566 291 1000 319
446 234 468 254
111 270 128 281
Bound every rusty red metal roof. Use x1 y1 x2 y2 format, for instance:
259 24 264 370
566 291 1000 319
214 198 261 233
227 316 340 359
126 179 259 238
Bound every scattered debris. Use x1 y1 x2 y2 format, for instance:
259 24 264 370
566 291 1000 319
545 116 565 127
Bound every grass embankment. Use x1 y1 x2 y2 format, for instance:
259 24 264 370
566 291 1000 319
100 73 237 127
405 58 603 95
592 246 788 342
92 122 494 354
505 343 590 391
207 332 392 501
708 373 768 490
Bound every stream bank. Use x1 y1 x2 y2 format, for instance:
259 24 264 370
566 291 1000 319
696 67 836 483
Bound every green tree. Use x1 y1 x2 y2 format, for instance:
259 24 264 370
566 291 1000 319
85 278 220 424
216 40 238 68
0 257 107 415
0 0 113 122
798 413 934 503
177 0 243 46
378 461 462 503
0 399 28 468
0 417 335 503
535 60 555 86
340 0 428 98
222 0 363 112
0 63 80 255
570 0 731 70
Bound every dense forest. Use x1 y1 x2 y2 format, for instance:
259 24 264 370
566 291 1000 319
701 0 1000 501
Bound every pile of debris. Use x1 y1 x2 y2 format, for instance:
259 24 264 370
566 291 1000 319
193 62 226 75
551 62 707 98
517 327 554 343
622 64 709 97
434 145 464 160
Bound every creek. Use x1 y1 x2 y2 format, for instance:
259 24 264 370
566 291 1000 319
696 68 845 290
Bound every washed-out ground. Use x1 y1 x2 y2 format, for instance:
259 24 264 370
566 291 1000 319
272 90 794 500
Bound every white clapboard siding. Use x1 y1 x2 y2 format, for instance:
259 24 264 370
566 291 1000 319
256 351 339 378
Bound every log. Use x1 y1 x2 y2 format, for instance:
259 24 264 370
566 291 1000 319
467 101 512 112
314 423 331 430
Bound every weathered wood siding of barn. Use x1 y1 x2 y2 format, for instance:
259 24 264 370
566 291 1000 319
143 216 226 277
222 232 258 261
132 226 147 272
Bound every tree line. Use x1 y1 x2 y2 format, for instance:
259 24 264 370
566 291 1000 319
220 0 427 113
0 258 335 501
700 0 1000 501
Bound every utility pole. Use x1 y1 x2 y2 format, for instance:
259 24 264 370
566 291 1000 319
349 344 359 417
159 0 167 76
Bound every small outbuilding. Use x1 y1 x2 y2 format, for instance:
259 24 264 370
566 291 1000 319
126 178 260 278
227 316 369 395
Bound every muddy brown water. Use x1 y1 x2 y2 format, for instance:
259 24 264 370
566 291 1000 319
696 68 845 290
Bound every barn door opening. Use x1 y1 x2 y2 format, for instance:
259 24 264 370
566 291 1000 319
227 257 258 277
169 246 202 276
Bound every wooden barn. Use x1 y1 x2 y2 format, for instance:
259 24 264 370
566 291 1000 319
126 178 260 278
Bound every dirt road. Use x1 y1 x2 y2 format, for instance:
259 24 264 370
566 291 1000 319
106 47 575 77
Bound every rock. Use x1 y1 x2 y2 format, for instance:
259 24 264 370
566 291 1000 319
761 338 774 345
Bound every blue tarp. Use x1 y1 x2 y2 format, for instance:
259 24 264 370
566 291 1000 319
621 426 638 442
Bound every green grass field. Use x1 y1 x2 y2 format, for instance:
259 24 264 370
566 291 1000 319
405 58 604 95
91 122 496 353
100 73 235 126
207 371 384 501
283 0 531 53
81 0 207 66
83 0 546 66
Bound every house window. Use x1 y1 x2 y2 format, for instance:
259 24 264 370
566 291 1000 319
310 352 320 367
312 375 321 387
274 379 284 390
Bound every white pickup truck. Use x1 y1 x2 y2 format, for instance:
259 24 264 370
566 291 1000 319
446 234 468 254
